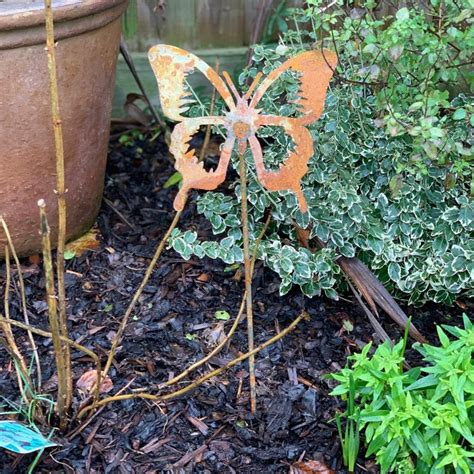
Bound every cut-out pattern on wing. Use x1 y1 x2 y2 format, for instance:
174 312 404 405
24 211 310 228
148 45 234 121
149 45 337 212
251 115 314 212
250 50 337 124
170 117 233 211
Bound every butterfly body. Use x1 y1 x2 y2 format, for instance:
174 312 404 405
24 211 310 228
148 45 337 213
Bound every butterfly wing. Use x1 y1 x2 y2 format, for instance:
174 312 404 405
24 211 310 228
148 45 237 210
148 45 235 121
249 115 313 212
250 49 337 125
171 117 235 211
246 49 337 211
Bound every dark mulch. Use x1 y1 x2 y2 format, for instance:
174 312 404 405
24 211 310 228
0 130 468 473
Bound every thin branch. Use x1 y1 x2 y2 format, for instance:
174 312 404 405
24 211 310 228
103 207 184 378
1 246 31 402
78 310 307 418
239 151 257 414
199 60 219 163
44 0 72 411
38 199 68 429
1 217 42 388
165 213 271 387
0 315 101 404
120 37 166 130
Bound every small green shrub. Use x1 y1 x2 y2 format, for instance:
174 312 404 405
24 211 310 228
329 314 474 473
169 1 473 305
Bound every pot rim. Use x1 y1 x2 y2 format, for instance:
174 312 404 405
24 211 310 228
0 0 128 49
0 0 127 31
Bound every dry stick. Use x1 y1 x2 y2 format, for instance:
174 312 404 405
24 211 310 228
1 246 31 401
238 152 257 414
345 277 391 345
39 200 68 429
198 60 219 163
103 208 184 378
0 315 101 404
119 38 165 130
78 310 307 419
1 218 42 387
165 213 271 387
165 297 246 387
43 0 72 409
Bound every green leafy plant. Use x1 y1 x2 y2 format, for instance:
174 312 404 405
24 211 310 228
169 1 473 305
329 314 474 473
118 129 145 150
335 373 360 473
1 364 56 474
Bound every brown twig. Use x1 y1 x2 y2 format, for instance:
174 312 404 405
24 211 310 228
0 314 101 404
199 60 219 162
103 208 184 378
38 199 68 429
345 277 391 345
1 246 31 401
78 310 306 418
103 197 136 231
166 296 246 387
1 217 42 387
238 152 257 414
120 37 166 130
292 222 425 342
165 213 271 387
44 0 72 411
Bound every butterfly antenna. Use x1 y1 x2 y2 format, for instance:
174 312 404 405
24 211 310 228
222 71 241 101
243 72 263 100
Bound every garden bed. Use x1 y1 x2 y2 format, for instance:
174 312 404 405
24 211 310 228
0 130 466 473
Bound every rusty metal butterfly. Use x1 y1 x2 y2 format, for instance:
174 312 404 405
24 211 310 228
148 45 337 212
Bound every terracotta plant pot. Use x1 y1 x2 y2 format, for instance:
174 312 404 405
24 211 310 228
0 0 128 257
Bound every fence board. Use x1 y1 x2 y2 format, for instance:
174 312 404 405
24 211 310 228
196 0 246 48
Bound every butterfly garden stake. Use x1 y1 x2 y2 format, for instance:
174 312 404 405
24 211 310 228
149 45 337 413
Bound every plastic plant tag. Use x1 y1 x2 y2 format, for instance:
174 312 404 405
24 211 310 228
0 420 56 454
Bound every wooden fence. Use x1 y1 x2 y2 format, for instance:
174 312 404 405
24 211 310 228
114 0 304 115
113 0 401 116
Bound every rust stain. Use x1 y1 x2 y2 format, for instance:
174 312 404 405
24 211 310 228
148 46 337 212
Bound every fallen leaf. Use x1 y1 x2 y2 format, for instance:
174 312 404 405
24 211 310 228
197 273 210 282
77 369 113 397
64 228 100 259
28 254 41 265
203 322 225 346
289 460 335 474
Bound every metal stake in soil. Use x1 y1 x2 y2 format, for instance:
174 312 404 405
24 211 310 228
239 151 257 414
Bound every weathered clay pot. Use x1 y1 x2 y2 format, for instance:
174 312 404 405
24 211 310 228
0 0 128 257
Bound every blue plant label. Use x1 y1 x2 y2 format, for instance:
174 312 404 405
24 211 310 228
0 420 56 454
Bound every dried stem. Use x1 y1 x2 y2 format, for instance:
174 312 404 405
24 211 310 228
165 296 246 387
103 208 184 378
43 0 71 408
78 310 306 419
38 200 68 429
0 315 101 404
1 246 31 402
165 213 270 387
1 218 42 387
238 152 257 414
198 60 219 162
